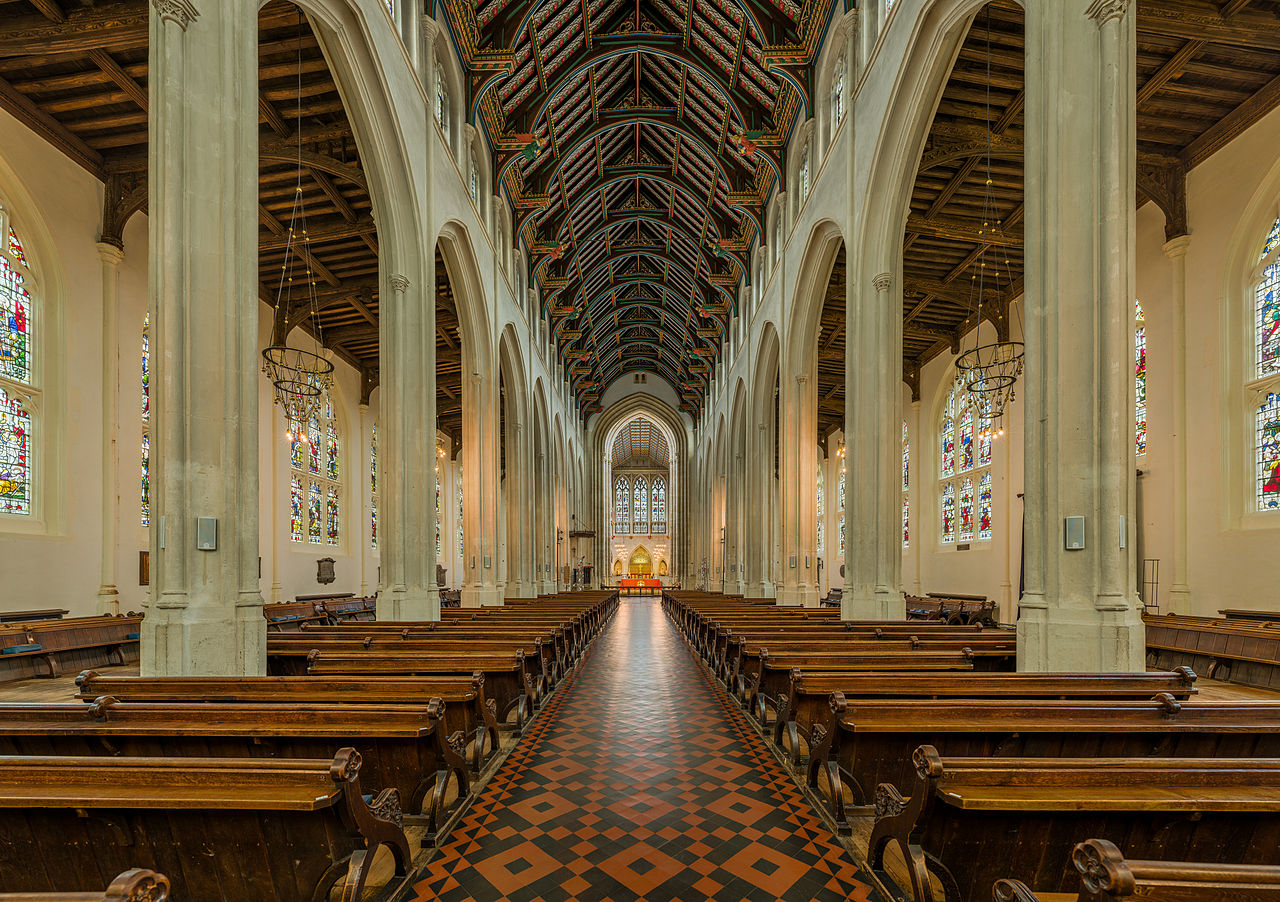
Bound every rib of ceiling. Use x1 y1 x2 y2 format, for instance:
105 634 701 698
443 0 834 419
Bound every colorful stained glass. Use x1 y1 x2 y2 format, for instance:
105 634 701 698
290 476 303 542
289 418 305 470
837 470 846 558
979 472 992 540
798 151 810 202
652 476 667 535
816 468 825 557
326 487 339 545
941 483 955 543
0 388 30 515
633 477 649 533
7 228 27 266
902 420 909 490
371 493 379 550
0 250 30 384
140 432 150 527
141 314 150 422
456 462 464 559
959 408 975 472
978 423 993 467
308 481 322 541
902 496 909 548
940 395 955 477
615 477 630 535
435 63 448 126
831 57 845 129
307 416 321 474
1258 393 1280 511
434 468 441 558
1263 217 1280 261
469 157 479 203
326 421 339 481
958 477 974 541
1136 299 1147 455
370 425 377 494
1257 261 1279 379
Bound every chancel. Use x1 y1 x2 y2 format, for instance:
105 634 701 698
0 0 1278 899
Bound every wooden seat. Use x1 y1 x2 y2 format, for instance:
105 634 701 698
261 601 327 631
0 609 68 624
993 839 1280 902
0 750 410 902
1145 613 1280 688
0 616 141 682
0 868 169 902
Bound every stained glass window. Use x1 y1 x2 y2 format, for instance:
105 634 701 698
1136 299 1147 455
837 469 846 558
7 228 27 267
941 482 955 543
371 493 378 550
469 155 479 204
902 420 909 491
615 477 630 535
938 381 994 542
434 466 441 558
290 475 303 541
1258 254 1279 381
1263 217 1280 260
141 314 150 422
798 150 810 202
456 461 464 560
979 472 992 540
816 466 825 557
0 236 31 384
434 62 448 128
831 57 845 130
1258 393 1280 511
290 390 339 546
902 496 909 548
652 476 667 535
140 432 150 527
370 424 378 551
0 387 31 515
633 477 649 534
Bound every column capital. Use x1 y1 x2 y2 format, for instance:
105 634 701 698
152 0 199 30
389 274 410 293
1162 234 1191 260
796 373 808 385
1086 0 1131 25
96 242 125 267
872 272 892 292
420 15 440 42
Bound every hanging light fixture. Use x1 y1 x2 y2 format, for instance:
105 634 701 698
262 9 334 436
954 7 1023 436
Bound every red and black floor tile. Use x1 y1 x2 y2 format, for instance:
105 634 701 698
410 598 883 902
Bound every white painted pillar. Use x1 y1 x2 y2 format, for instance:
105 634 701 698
378 270 440 621
144 0 265 675
268 426 282 605
1018 0 1143 671
778 373 818 606
910 398 923 596
1164 235 1191 612
96 243 123 615
843 272 906 620
463 371 503 606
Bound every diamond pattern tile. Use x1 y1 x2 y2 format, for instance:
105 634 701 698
411 599 883 902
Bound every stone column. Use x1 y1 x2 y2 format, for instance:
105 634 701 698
729 450 746 594
377 272 440 620
96 243 123 615
843 272 906 620
778 374 818 606
742 421 775 597
1018 0 1143 671
507 418 533 596
463 371 503 606
910 398 923 596
537 449 555 593
144 0 265 675
1163 235 1191 612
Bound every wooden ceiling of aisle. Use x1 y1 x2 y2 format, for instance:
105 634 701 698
2 0 1280 438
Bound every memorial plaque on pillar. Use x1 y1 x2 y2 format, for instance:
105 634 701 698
317 558 336 585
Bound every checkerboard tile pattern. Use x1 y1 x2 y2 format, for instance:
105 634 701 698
411 598 882 902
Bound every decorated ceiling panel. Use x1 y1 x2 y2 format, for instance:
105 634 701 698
443 0 835 417
610 416 672 468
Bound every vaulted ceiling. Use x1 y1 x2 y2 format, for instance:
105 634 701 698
442 0 834 417
610 416 670 468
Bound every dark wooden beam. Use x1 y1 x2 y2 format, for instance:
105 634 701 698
0 73 104 178
27 0 64 23
0 2 148 56
258 217 377 250
1180 70 1280 169
87 48 148 112
1137 3 1280 52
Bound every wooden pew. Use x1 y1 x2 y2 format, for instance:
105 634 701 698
74 670 501 771
869 748 1280 902
1145 613 1280 688
0 696 469 841
0 750 410 902
261 600 327 631
905 593 998 626
0 616 141 682
993 838 1280 902
0 868 169 902
812 697 1280 831
305 649 537 730
314 595 377 623
772 668 1199 767
0 609 68 624
1218 608 1280 624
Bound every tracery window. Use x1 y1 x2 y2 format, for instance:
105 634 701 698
434 61 448 130
469 153 479 205
614 476 630 535
0 224 34 517
632 477 649 534
816 465 825 557
938 382 994 543
141 314 150 526
651 476 667 535
456 460 464 560
288 390 340 546
1136 299 1147 456
831 57 845 131
1253 217 1280 512
798 148 810 203
902 420 909 548
370 424 378 550
837 466 846 558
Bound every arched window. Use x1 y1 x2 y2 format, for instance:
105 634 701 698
798 147 810 203
1255 217 1280 511
434 61 448 131
0 224 34 517
901 419 909 548
830 56 845 131
633 477 649 533
370 424 378 550
938 382 994 543
456 460 464 560
837 466 846 558
141 314 150 526
614 476 630 535
469 152 479 205
816 464 825 557
288 390 340 546
1135 299 1147 456
651 476 667 535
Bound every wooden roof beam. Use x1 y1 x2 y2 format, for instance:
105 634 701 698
0 2 147 56
86 48 148 112
0 73 103 178
1137 3 1280 52
28 0 64 23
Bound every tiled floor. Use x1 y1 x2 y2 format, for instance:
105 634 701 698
411 598 883 902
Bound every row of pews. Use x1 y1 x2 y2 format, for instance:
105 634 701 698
1145 609 1280 689
664 591 1280 902
0 590 618 901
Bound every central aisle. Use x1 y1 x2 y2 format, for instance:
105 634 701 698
413 598 881 902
